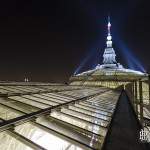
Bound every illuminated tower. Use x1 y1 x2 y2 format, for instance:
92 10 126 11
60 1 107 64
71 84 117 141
95 16 123 69
103 16 116 64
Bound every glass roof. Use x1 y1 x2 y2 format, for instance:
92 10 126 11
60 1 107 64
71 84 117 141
0 84 120 150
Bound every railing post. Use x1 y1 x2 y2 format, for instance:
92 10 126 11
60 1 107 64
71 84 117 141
134 81 138 115
139 80 143 123
148 74 150 106
132 82 134 105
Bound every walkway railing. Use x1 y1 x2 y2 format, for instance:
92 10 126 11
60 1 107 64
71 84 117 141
125 77 150 127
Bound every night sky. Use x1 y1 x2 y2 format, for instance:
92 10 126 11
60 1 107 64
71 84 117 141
0 0 149 82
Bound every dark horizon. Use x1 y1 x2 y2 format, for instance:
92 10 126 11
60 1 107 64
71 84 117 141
0 0 149 83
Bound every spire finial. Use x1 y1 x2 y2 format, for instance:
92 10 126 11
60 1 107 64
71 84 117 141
107 16 111 35
106 16 112 48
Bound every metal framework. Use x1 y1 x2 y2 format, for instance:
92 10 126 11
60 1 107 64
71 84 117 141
0 83 120 150
125 77 150 132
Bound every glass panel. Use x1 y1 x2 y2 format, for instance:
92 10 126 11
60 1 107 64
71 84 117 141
74 104 112 117
22 95 59 106
0 131 33 150
0 105 22 120
33 94 64 104
0 88 11 94
9 96 49 109
51 111 107 137
0 86 21 93
68 105 110 121
79 102 114 113
61 108 108 127
45 93 74 101
0 98 39 113
16 122 84 150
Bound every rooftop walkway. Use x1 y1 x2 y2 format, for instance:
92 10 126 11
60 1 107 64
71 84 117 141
102 90 150 150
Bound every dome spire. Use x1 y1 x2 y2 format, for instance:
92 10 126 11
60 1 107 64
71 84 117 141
106 16 112 47
107 16 111 35
102 16 117 64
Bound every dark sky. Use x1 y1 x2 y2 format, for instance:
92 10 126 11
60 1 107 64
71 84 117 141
0 0 149 82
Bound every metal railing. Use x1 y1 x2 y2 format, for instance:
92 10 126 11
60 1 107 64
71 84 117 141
125 77 150 126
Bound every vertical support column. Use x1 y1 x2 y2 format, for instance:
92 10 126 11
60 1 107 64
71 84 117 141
134 81 138 115
139 80 143 123
133 82 136 109
148 74 150 106
131 82 134 105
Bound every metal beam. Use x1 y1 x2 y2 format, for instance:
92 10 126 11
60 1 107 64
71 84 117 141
0 91 106 132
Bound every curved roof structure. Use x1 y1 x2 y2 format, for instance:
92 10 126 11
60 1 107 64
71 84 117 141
70 17 146 85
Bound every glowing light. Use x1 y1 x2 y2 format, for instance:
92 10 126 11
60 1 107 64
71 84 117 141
113 36 146 72
74 46 100 75
108 22 111 28
107 35 112 40
74 55 91 75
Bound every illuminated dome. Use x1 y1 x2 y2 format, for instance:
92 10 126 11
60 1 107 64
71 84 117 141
70 17 146 87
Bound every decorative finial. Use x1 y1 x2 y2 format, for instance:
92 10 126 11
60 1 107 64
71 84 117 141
107 16 111 35
106 16 112 47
